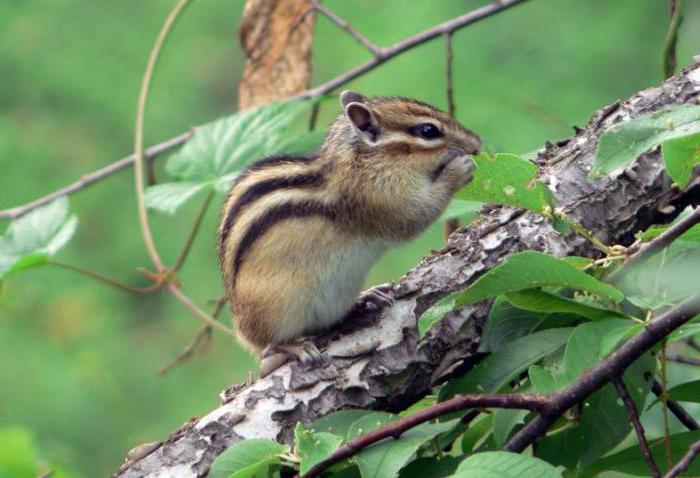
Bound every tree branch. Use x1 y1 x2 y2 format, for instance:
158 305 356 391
613 377 661 478
665 440 700 478
651 378 699 431
113 60 700 478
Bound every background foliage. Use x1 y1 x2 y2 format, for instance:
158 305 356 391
1 0 700 475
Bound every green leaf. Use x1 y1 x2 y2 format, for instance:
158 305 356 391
0 197 77 279
346 412 397 441
493 408 528 447
311 410 373 437
208 439 287 478
456 153 554 213
353 419 458 478
662 131 700 186
581 430 700 477
535 427 582 470
0 426 39 477
450 451 561 478
592 104 700 178
398 456 460 478
460 414 493 453
153 99 317 213
440 328 572 399
438 198 482 222
556 320 654 466
506 289 626 321
418 296 455 337
144 181 211 214
456 251 624 306
479 296 544 353
528 365 559 393
294 423 343 475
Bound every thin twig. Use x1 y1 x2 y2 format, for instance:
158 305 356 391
662 0 683 79
309 0 381 55
504 293 700 453
444 31 455 117
300 392 549 478
608 206 700 283
2 0 528 222
173 190 214 272
167 282 236 337
666 353 700 366
661 342 674 467
0 132 191 221
664 440 700 478
159 296 227 375
613 377 661 477
300 0 529 99
48 260 158 295
651 378 699 431
133 0 194 272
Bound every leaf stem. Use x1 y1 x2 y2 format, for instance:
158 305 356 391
167 282 236 337
173 190 214 272
662 0 683 79
48 260 157 294
133 0 194 272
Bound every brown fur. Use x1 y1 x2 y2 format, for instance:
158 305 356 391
218 92 481 360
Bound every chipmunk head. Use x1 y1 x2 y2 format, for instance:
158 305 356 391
322 91 481 238
330 90 480 191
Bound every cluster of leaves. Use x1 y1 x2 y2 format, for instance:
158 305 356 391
203 104 700 478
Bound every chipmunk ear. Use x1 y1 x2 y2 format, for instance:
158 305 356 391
340 90 366 108
345 101 379 143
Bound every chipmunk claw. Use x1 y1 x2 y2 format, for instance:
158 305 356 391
259 339 324 377
357 282 395 310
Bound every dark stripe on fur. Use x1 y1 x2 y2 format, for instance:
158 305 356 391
218 171 325 259
231 200 336 282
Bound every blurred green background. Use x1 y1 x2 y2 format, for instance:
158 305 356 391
1 0 699 475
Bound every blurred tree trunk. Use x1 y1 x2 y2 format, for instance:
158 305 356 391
238 0 314 110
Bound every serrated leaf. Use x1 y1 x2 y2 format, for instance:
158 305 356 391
662 131 700 186
456 251 624 306
418 296 455 337
0 197 77 279
144 181 211 214
581 430 700 477
353 419 458 478
456 153 554 213
440 328 572 400
450 451 561 478
592 104 700 178
208 438 287 478
294 423 343 475
506 289 626 321
156 99 316 212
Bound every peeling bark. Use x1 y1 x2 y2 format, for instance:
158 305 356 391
114 64 700 477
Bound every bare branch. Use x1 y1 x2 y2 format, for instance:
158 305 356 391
664 440 700 478
608 205 700 282
301 392 548 478
0 132 191 221
613 377 661 478
651 378 699 431
309 0 381 55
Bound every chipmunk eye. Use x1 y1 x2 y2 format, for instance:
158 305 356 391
413 122 442 140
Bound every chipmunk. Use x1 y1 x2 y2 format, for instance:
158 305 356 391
218 91 481 376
